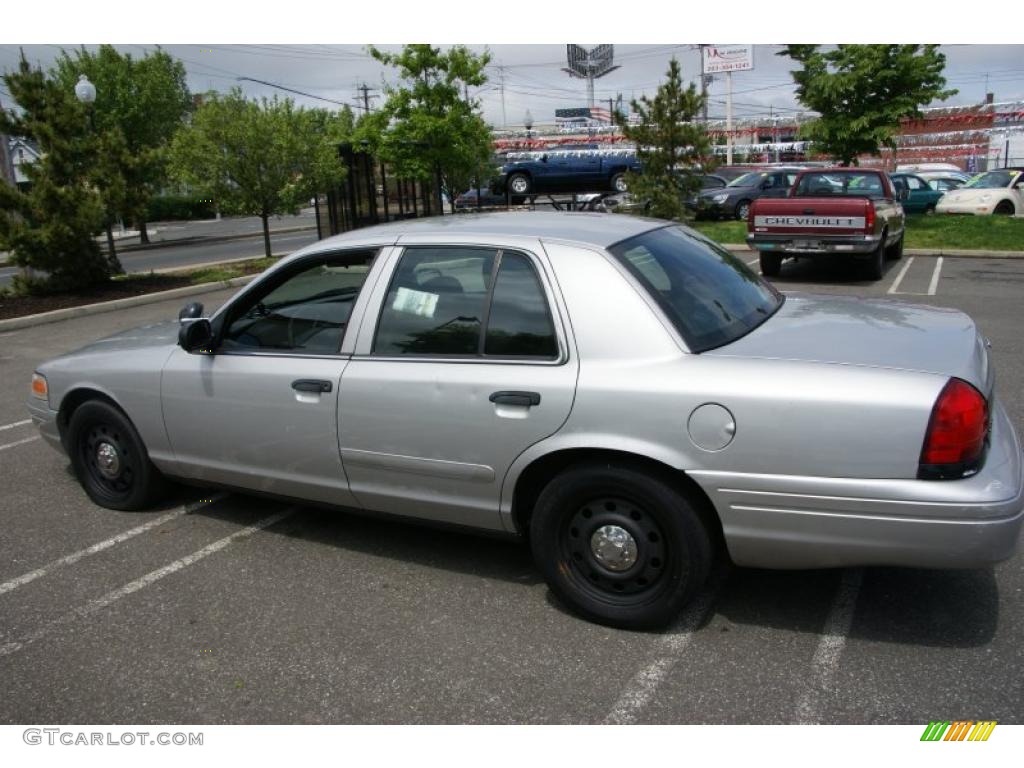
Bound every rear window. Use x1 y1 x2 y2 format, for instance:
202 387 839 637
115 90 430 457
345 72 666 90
607 226 783 352
793 172 887 199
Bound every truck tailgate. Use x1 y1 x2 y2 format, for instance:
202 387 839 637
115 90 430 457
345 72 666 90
750 197 872 236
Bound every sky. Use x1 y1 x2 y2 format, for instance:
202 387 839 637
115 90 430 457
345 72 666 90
2 4 1022 130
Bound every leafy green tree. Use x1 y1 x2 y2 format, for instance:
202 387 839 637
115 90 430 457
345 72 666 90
51 45 192 245
615 58 712 220
0 55 109 292
168 89 347 257
368 45 495 212
780 45 957 166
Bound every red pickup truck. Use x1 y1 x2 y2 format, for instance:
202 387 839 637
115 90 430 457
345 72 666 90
746 168 907 280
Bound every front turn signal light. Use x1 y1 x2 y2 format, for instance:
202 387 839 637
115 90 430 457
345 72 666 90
30 373 48 401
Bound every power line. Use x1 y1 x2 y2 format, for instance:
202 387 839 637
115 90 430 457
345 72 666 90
235 77 349 107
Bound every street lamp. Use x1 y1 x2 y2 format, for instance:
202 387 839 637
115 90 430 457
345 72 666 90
74 74 96 105
524 110 533 141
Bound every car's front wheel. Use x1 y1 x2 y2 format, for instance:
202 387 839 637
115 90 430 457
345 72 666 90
610 173 628 193
530 463 712 629
67 400 166 510
734 199 752 221
508 173 532 196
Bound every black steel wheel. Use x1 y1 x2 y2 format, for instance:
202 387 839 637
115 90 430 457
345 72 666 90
68 400 165 510
530 463 712 629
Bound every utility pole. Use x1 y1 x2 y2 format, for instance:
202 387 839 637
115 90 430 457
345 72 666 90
497 64 507 129
698 44 712 124
354 83 378 114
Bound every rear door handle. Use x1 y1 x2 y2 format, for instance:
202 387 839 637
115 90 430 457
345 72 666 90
489 390 541 407
292 379 333 394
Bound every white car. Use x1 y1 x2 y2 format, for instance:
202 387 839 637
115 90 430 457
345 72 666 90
935 168 1024 215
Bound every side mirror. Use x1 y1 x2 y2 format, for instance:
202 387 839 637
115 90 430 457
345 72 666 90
178 318 214 353
178 301 204 322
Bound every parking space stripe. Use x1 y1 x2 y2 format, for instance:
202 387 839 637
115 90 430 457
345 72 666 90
927 256 944 296
794 568 863 724
0 436 39 452
0 493 228 597
0 507 294 659
0 419 31 432
603 584 719 724
886 257 915 295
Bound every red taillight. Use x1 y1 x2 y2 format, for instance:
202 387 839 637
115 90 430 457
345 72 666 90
919 378 989 476
864 201 876 233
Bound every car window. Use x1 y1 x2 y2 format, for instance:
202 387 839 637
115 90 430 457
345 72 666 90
220 251 376 355
484 253 558 358
608 226 783 352
793 172 886 199
903 176 924 191
964 170 1017 189
727 172 763 188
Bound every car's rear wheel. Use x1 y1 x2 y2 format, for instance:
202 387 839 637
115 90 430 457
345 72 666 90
67 400 165 510
885 233 904 261
994 200 1016 215
530 463 712 629
759 252 782 277
924 204 936 215
610 173 628 193
863 232 886 280
508 173 531 196
734 199 752 221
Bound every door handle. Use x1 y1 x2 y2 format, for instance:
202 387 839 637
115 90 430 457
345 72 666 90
292 379 333 394
489 391 541 407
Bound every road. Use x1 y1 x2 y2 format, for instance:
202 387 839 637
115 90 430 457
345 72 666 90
0 251 1021 725
0 229 320 288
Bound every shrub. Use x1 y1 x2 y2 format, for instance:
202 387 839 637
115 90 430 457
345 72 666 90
145 195 217 222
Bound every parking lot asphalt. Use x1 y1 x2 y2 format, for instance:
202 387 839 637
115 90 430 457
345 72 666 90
0 255 1021 724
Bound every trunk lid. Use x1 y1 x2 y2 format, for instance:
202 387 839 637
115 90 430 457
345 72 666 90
708 294 992 395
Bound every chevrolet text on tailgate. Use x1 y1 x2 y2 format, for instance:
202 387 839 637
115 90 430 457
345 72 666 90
747 168 907 280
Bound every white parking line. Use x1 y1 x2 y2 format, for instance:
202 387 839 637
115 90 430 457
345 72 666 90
0 508 294 658
603 585 718 724
927 256 944 295
746 257 760 266
0 436 39 452
0 419 31 432
0 493 228 597
794 568 863 724
886 256 915 295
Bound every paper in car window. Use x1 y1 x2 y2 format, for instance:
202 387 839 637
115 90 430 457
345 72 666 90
392 286 438 318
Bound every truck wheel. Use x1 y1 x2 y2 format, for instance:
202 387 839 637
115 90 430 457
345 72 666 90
759 253 782 277
863 234 886 280
994 200 1015 215
530 462 712 629
885 233 904 261
610 173 628 193
734 200 752 221
508 173 531 196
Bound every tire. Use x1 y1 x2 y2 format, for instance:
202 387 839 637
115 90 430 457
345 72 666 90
610 173 628 193
994 200 1015 215
924 204 936 216
508 173 531 196
67 400 166 511
885 232 904 261
734 199 752 221
862 231 886 280
530 463 712 629
759 252 782 277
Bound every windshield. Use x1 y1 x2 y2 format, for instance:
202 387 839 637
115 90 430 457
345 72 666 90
607 226 783 353
964 170 1019 189
792 171 887 199
727 172 763 188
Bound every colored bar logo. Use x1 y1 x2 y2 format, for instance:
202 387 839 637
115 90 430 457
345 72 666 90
921 721 997 741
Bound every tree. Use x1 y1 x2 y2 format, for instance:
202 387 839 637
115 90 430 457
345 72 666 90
168 89 347 257
780 45 957 166
615 58 712 220
51 45 192 245
368 45 495 212
0 55 109 292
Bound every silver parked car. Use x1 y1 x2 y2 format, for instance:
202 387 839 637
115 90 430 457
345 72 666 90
27 213 1024 629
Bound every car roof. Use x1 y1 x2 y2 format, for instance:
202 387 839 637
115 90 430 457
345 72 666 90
314 211 665 250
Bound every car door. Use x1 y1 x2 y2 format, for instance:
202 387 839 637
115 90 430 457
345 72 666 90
160 248 380 506
338 242 578 531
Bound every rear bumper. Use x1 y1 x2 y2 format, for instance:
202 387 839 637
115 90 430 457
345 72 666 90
747 232 883 255
936 202 995 216
689 400 1024 570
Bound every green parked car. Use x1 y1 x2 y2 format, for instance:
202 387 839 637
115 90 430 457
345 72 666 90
891 173 945 214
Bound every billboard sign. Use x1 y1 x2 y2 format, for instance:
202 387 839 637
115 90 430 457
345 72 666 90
702 45 754 74
566 44 617 78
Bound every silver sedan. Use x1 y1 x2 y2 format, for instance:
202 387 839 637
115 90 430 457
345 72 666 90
27 213 1024 629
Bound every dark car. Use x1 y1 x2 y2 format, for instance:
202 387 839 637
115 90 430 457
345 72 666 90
890 173 945 215
602 173 728 214
493 148 641 197
454 188 508 211
692 167 803 220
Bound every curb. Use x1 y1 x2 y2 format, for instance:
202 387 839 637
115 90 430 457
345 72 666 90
723 244 1024 259
0 275 258 333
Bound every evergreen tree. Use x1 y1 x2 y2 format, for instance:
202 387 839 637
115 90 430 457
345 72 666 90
781 45 957 166
615 58 712 220
0 55 109 293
